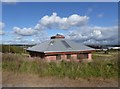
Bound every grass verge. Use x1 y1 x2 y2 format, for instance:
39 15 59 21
2 52 118 79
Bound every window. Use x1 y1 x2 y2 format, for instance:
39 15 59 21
67 54 71 59
77 53 88 59
56 54 61 60
83 53 88 59
77 54 81 59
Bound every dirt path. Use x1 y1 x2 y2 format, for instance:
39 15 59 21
2 71 118 87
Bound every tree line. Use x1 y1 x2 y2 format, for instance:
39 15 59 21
0 45 27 54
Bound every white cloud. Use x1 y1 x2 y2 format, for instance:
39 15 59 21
66 26 118 44
0 22 5 35
39 12 89 30
13 27 38 36
13 12 89 36
3 31 49 44
0 22 5 29
15 36 22 40
92 30 102 37
0 30 4 35
11 12 118 44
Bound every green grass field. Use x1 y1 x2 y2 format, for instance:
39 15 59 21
2 50 119 79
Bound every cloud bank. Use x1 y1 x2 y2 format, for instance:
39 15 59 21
12 12 118 44
38 12 89 30
13 12 89 36
13 27 37 36
66 26 118 44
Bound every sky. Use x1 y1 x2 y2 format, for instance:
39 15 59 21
0 2 118 45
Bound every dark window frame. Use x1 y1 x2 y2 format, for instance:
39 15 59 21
56 54 61 60
67 54 71 59
77 54 81 59
77 53 88 59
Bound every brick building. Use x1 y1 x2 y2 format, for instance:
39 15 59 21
27 34 95 62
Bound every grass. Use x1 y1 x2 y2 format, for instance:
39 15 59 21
2 51 119 79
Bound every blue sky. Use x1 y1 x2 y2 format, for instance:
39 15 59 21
1 2 118 44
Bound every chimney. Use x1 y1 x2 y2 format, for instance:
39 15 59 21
51 34 65 39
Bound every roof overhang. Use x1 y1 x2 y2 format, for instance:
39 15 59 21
26 50 44 53
44 50 95 55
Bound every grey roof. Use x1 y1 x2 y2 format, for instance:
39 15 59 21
27 39 94 53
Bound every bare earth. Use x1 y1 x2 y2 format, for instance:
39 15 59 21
2 71 118 87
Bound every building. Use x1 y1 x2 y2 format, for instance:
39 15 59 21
108 47 120 50
27 34 95 62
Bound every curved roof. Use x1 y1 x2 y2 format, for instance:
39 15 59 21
27 38 94 53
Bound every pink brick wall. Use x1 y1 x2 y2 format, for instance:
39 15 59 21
45 53 92 62
45 56 56 61
88 53 92 60
71 54 77 60
61 55 67 60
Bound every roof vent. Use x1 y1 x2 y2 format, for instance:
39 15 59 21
51 34 65 39
49 40 54 46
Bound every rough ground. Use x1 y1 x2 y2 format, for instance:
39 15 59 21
2 71 118 87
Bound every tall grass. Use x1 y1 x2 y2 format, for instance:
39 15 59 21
2 53 118 79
